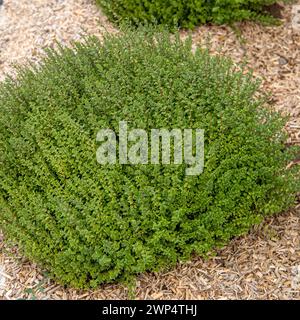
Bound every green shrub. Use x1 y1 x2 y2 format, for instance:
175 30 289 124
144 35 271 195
96 0 290 29
0 27 299 288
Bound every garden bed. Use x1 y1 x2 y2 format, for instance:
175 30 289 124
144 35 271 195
0 0 299 300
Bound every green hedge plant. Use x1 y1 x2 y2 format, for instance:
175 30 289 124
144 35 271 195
0 27 299 288
96 0 290 29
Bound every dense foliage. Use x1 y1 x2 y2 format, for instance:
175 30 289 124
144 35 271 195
96 0 290 29
0 27 299 288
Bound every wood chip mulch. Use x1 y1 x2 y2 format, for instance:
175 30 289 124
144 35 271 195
0 0 299 300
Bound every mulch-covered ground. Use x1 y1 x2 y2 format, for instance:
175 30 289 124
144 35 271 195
0 0 299 300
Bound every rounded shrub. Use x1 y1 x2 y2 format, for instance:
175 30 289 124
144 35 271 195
96 0 288 29
0 27 299 288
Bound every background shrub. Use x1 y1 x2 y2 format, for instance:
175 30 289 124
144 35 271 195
0 27 299 288
96 0 291 29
